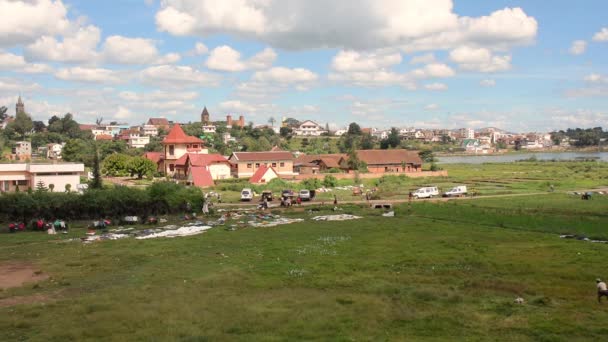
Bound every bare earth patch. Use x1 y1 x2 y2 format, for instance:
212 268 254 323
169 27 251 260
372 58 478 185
0 262 48 290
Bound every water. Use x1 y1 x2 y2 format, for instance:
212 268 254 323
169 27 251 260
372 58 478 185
436 152 608 164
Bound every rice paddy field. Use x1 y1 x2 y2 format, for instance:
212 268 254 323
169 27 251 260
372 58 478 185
1 161 608 341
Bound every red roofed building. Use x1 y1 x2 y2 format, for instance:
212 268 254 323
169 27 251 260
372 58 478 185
188 166 214 188
143 152 163 172
173 153 231 180
95 134 113 141
340 149 423 174
162 124 207 175
147 118 170 130
228 151 294 179
249 165 279 184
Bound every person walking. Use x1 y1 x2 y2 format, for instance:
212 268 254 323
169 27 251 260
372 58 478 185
333 194 338 205
597 279 608 303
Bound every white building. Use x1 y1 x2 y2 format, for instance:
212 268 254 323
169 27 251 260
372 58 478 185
46 143 64 159
0 163 85 192
334 129 347 136
372 129 388 140
202 125 217 134
459 128 475 139
125 133 150 148
294 120 327 136
142 125 159 136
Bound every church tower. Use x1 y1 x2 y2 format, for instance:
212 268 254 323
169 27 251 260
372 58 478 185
201 106 210 124
16 95 25 114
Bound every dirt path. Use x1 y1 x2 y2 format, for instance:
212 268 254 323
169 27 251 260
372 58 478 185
0 263 48 290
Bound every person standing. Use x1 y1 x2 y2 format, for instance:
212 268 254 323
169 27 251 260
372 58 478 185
597 279 608 303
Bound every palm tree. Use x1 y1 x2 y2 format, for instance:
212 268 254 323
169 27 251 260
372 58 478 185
268 117 276 127
95 117 104 126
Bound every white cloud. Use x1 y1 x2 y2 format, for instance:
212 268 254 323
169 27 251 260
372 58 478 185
449 46 511 72
592 27 608 42
219 100 257 113
409 53 436 65
425 103 439 110
156 1 537 51
480 79 496 87
194 42 209 55
329 70 415 88
252 67 318 84
569 40 587 55
206 45 246 71
412 63 455 78
584 73 607 83
0 51 52 74
247 47 277 70
549 109 608 129
103 35 174 65
424 82 448 91
140 65 221 87
206 45 277 72
55 67 123 83
25 25 101 63
115 106 133 119
331 50 402 72
0 0 71 47
0 78 41 92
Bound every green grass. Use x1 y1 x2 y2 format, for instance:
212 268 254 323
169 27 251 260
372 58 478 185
2 192 608 340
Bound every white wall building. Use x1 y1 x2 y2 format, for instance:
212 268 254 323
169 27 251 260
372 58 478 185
0 163 84 192
294 120 327 136
142 125 159 136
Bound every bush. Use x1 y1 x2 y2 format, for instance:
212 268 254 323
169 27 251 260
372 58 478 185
323 175 338 188
301 178 322 190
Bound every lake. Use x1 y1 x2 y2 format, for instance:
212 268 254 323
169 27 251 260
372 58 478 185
436 152 608 164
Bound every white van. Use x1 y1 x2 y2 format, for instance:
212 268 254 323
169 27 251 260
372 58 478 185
240 188 254 201
412 186 439 199
443 185 468 197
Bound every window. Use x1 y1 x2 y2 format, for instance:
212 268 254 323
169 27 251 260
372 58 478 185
14 180 28 186
169 145 175 156
280 162 285 167
247 163 252 168
272 163 277 167
193 144 198 148
186 144 191 148
255 163 260 168
169 164 175 172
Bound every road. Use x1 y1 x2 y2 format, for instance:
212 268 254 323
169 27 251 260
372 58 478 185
215 188 608 209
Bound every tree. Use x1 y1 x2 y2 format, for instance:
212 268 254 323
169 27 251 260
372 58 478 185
144 136 163 152
102 153 131 176
0 106 8 122
90 143 103 189
268 117 276 127
48 115 60 126
128 156 156 179
360 133 374 149
48 113 82 139
7 111 33 139
347 122 362 136
418 150 435 163
36 180 48 192
48 184 55 192
283 117 300 128
323 175 338 188
347 149 361 170
62 139 95 166
32 121 46 133
280 126 293 138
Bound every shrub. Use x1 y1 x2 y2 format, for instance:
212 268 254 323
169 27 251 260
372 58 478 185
301 178 322 190
323 175 338 188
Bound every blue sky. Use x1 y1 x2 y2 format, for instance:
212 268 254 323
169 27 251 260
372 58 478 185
0 0 607 132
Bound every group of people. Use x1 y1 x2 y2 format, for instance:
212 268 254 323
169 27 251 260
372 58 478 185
9 219 68 234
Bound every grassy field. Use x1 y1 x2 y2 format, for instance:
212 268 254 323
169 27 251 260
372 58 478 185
2 190 608 340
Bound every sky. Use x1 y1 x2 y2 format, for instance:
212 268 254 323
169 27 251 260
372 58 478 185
0 0 607 132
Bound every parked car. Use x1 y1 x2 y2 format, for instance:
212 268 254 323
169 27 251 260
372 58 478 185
412 186 439 199
261 190 274 201
443 185 468 197
241 188 254 201
299 189 311 201
281 189 295 198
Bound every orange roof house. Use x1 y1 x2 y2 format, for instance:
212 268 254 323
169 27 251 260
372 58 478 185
341 149 423 174
228 151 294 178
147 118 170 129
249 165 279 184
162 124 207 176
188 166 215 188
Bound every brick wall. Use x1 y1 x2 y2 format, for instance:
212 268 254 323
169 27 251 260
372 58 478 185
282 170 448 181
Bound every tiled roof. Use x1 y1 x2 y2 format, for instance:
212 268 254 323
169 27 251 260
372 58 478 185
95 134 113 141
355 149 422 166
143 152 163 165
163 124 204 144
79 124 97 131
190 166 214 187
295 154 346 168
188 154 230 166
249 165 279 184
231 151 293 162
147 118 169 126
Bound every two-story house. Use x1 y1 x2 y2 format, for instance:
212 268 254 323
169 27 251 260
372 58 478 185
293 120 327 136
162 124 208 176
